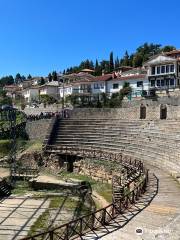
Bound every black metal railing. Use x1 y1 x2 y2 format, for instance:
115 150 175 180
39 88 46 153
22 146 148 240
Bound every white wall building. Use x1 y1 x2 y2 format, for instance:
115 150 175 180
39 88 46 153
39 81 59 99
107 74 149 97
144 54 180 89
21 87 39 103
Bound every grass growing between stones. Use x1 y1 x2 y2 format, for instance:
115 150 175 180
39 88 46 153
28 195 90 237
58 172 112 204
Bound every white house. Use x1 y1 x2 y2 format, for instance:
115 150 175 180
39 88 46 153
59 84 73 98
143 55 178 90
39 81 59 99
107 74 149 98
21 87 39 103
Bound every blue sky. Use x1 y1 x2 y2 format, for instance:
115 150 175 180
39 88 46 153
0 0 180 77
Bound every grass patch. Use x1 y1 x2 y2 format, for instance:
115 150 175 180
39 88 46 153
0 139 11 158
58 172 112 204
11 181 34 195
23 140 43 152
28 196 82 237
28 209 50 236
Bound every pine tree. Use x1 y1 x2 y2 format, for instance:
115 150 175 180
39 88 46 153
27 74 32 79
40 77 45 85
15 73 22 84
121 51 130 66
52 71 58 81
48 73 52 82
115 57 120 69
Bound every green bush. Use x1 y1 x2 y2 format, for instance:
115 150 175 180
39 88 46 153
0 139 11 157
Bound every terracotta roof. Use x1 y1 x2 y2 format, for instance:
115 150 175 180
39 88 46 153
115 74 147 81
165 49 180 55
95 74 114 81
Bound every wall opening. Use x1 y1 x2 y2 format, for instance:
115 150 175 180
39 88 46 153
140 104 146 119
160 104 167 119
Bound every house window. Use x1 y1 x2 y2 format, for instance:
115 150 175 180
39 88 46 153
166 65 170 73
161 66 165 74
94 83 99 89
157 80 161 87
137 81 143 87
161 80 165 86
150 80 155 87
170 79 175 86
170 65 175 72
157 66 161 74
151 67 155 75
113 83 119 89
100 83 104 89
81 84 86 90
166 79 170 86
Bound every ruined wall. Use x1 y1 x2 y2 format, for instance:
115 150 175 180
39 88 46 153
26 119 52 140
71 105 180 120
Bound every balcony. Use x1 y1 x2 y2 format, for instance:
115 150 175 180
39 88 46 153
72 88 92 94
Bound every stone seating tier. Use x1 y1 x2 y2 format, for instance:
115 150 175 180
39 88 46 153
48 118 180 175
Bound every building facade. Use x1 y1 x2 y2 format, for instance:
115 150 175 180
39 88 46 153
144 50 180 91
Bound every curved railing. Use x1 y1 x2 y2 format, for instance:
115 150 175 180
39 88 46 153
22 146 148 240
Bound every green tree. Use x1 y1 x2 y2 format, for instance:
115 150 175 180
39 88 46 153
121 51 130 66
27 74 32 79
39 77 45 85
52 71 58 81
115 57 120 69
15 73 22 84
48 73 52 82
0 76 14 87
109 52 114 72
161 45 176 52
95 59 102 76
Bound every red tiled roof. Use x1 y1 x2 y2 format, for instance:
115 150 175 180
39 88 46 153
115 74 147 81
95 74 113 81
165 49 180 55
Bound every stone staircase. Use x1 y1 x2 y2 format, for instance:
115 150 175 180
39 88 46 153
45 118 180 177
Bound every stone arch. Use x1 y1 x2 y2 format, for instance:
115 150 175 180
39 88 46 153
140 104 146 119
160 104 167 120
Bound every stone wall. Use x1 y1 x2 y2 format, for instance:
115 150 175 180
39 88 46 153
71 105 180 120
26 119 52 140
23 105 61 116
74 160 118 183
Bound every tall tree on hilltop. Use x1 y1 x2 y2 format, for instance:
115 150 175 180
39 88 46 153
40 77 45 85
95 59 102 76
27 74 32 79
48 73 52 82
115 57 120 69
52 71 58 81
161 45 176 52
101 60 110 73
15 73 22 84
109 52 114 72
21 75 26 81
121 51 130 66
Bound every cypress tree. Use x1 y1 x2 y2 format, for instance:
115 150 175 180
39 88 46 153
109 51 114 72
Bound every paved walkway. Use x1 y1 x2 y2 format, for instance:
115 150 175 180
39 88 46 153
82 166 180 240
0 196 50 240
